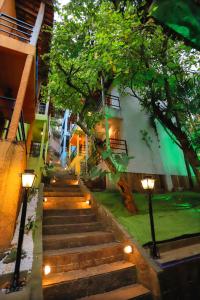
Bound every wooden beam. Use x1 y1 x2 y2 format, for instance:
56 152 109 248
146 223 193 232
30 2 45 46
7 55 34 140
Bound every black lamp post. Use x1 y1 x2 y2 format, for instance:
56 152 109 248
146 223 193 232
141 177 159 259
9 169 36 292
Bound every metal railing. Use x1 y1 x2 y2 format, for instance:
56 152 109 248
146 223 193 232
105 94 121 109
0 13 33 43
110 138 128 155
95 94 121 111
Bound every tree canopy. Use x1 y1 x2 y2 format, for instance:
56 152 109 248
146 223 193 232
45 0 200 184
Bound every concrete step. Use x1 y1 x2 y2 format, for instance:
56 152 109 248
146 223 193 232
43 261 136 300
43 242 124 273
43 231 116 250
78 284 152 300
43 214 97 225
44 186 82 192
43 199 89 210
43 222 103 235
44 191 84 197
43 196 86 202
43 208 93 216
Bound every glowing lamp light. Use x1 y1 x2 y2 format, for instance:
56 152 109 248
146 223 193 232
86 200 91 205
44 197 47 202
22 170 36 188
52 177 56 184
44 265 51 275
87 111 92 116
141 177 155 190
123 245 133 254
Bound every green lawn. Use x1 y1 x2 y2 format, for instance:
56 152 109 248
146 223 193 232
93 191 200 245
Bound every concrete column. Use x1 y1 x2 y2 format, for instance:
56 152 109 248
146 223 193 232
7 54 34 140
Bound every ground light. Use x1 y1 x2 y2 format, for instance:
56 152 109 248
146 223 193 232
44 265 51 275
123 245 133 254
141 177 160 259
9 170 36 292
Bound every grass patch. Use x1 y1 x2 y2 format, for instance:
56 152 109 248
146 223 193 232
93 191 200 245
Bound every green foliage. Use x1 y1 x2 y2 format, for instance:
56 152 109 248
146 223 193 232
3 248 26 264
140 129 153 150
45 0 200 171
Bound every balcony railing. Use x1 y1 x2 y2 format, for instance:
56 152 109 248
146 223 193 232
0 13 33 43
110 138 128 155
95 94 121 111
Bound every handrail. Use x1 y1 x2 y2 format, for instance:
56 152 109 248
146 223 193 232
0 13 33 43
0 13 33 29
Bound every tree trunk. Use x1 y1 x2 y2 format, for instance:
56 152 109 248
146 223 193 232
76 121 138 214
95 143 138 214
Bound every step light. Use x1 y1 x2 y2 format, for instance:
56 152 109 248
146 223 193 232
123 245 133 254
44 265 51 275
52 178 56 183
86 200 91 205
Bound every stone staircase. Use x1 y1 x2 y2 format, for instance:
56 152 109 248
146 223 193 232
42 172 152 300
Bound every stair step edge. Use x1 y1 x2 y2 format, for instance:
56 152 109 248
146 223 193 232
43 261 135 286
78 284 151 300
43 241 122 256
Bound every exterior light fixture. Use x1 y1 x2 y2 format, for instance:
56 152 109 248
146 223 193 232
141 177 155 190
10 170 36 292
86 200 91 205
141 177 159 259
44 197 47 202
41 131 43 136
22 170 36 188
44 265 51 275
87 111 92 116
123 245 133 254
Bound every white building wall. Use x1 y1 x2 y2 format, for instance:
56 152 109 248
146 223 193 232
111 87 188 177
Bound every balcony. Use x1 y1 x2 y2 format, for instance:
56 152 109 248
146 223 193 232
0 95 26 141
95 94 121 111
110 138 128 155
0 13 33 43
